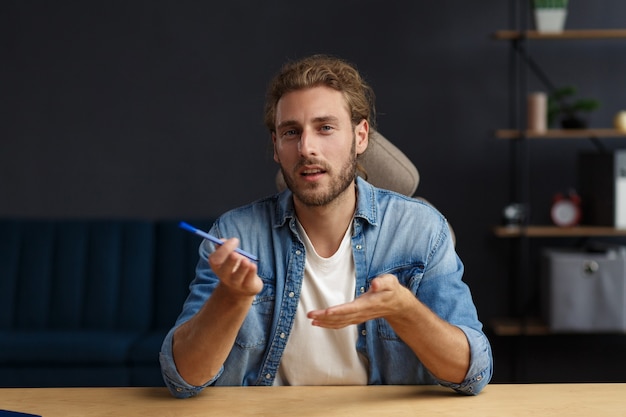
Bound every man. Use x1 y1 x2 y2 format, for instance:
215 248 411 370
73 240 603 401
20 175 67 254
160 54 492 398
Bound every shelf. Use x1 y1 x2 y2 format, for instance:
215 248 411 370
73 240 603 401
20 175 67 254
493 225 626 238
490 318 626 336
493 29 626 40
495 129 626 139
490 318 550 336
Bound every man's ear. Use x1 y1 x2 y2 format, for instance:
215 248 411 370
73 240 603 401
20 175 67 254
355 120 369 155
272 132 279 163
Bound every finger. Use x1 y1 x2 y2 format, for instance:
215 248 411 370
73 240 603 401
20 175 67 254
214 256 262 296
308 304 363 328
311 315 359 329
369 274 396 292
208 237 241 265
210 247 251 284
209 239 250 275
222 254 254 283
308 301 358 319
231 257 243 274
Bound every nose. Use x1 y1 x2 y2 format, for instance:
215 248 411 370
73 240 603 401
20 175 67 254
298 129 318 156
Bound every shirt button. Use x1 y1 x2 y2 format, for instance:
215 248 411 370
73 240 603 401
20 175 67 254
288 292 295 298
476 375 482 381
176 387 183 392
356 244 362 250
359 287 365 293
265 373 272 379
295 250 302 255
361 330 367 336
280 332 286 339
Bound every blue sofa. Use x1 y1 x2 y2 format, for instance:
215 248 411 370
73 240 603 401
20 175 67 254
0 218 214 387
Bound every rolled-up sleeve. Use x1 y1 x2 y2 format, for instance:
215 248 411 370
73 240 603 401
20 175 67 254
436 325 493 395
159 326 221 398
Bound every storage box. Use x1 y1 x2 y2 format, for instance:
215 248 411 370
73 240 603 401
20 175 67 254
542 246 626 332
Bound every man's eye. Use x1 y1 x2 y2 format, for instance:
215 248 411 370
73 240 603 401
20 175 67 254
282 130 298 138
320 125 333 132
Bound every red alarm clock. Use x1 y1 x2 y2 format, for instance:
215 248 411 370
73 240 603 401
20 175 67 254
550 190 581 227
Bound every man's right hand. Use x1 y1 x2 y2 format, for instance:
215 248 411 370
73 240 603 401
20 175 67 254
172 237 262 386
208 237 263 297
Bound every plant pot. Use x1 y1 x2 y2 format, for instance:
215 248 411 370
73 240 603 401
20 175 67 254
561 115 588 129
534 8 567 33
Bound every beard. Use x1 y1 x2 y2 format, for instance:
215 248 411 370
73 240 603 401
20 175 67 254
280 137 357 207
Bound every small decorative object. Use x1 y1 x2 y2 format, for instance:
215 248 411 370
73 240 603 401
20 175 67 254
614 110 626 132
532 0 569 33
527 92 547 132
550 190 581 227
547 86 601 129
502 203 528 227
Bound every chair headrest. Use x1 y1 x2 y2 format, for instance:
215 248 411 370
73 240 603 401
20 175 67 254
275 130 419 197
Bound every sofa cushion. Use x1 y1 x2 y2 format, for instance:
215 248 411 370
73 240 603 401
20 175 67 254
129 331 168 365
0 218 215 387
151 220 212 329
0 220 154 332
0 330 139 364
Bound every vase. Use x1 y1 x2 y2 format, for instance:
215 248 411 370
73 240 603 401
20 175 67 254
534 8 567 33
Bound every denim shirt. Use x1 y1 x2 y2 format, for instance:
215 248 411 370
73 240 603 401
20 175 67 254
160 177 493 397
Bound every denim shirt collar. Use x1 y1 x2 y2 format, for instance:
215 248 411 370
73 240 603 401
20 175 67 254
273 176 379 230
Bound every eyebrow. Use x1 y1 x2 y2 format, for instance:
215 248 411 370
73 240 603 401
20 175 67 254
276 120 299 131
313 115 340 124
276 115 340 131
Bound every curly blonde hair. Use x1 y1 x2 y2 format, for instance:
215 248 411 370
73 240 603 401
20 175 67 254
263 54 376 135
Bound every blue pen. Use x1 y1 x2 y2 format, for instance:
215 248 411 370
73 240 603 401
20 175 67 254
179 221 259 262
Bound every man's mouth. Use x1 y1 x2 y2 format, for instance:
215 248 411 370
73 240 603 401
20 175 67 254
301 168 326 176
297 164 328 182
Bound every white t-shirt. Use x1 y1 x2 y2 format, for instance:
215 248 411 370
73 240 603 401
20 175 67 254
274 221 368 385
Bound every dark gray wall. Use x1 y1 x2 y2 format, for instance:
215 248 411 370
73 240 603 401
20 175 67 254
2 1 626 382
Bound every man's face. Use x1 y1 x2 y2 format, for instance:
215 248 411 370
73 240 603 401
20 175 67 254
272 86 368 207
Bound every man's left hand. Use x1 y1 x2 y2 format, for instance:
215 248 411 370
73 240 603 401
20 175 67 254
307 274 409 328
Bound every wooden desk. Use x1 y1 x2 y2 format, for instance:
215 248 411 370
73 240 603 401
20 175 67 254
1 384 625 417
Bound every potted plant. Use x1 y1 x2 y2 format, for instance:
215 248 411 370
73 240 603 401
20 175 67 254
547 86 601 129
533 0 569 33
